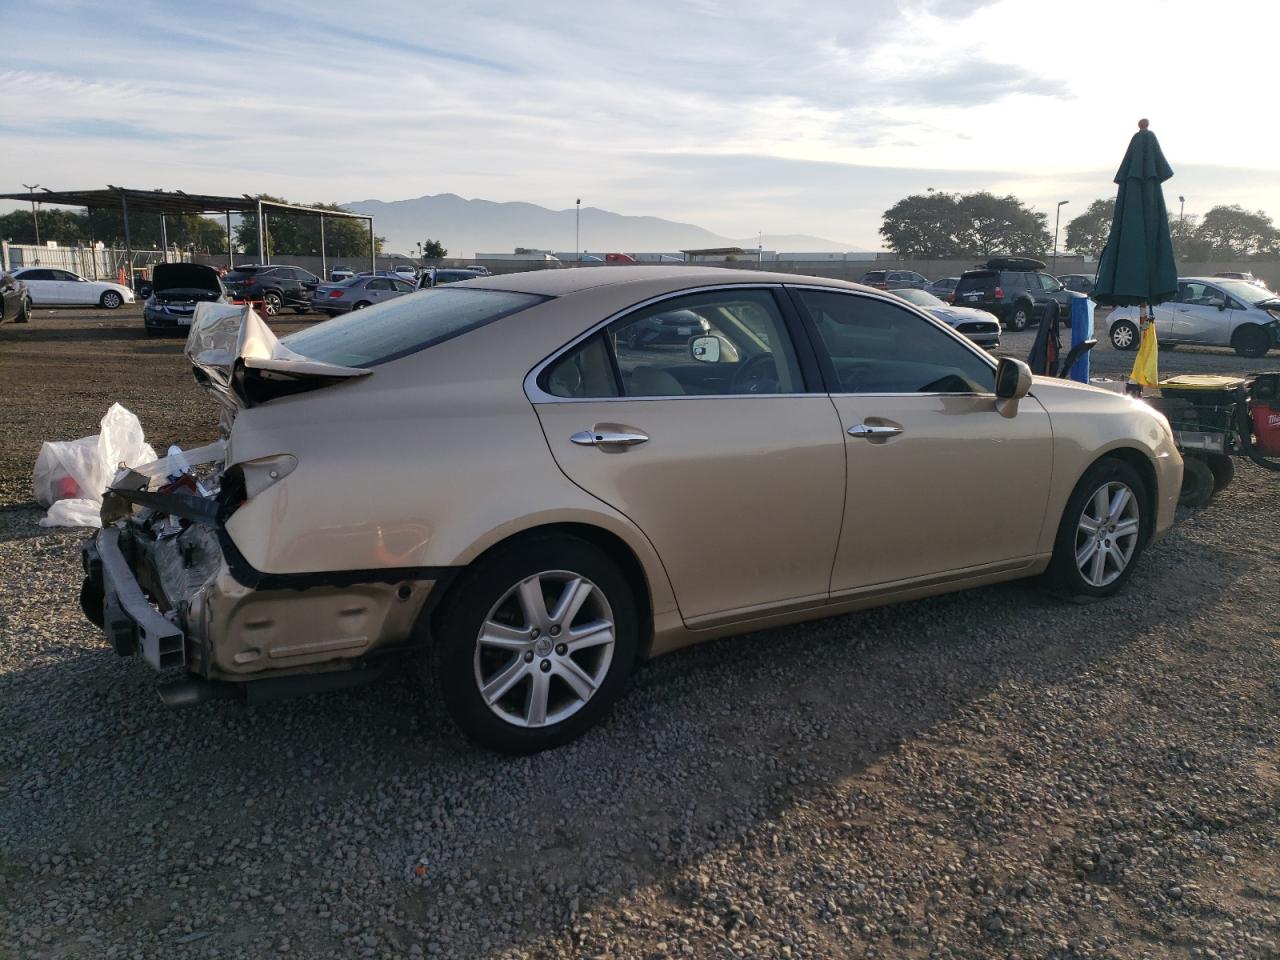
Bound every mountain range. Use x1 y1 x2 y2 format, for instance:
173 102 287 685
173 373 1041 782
342 194 849 258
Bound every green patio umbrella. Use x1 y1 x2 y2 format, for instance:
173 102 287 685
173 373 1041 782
1092 118 1178 307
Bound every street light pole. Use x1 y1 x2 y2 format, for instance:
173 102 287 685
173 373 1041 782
575 198 581 264
1178 195 1185 225
22 183 40 248
1052 200 1069 275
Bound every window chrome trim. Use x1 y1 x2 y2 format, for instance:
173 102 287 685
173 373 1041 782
523 282 807 404
523 280 1003 404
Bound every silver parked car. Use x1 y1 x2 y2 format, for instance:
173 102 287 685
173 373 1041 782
311 275 418 317
1107 277 1280 357
891 288 1001 349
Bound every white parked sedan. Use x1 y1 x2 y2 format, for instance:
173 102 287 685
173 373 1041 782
10 267 135 309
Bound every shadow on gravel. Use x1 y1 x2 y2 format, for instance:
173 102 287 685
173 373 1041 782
0 325 150 343
0 505 1247 957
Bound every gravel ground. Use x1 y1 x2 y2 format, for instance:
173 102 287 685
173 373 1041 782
2 307 1280 960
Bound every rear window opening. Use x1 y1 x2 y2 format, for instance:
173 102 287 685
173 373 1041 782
955 272 998 292
280 287 546 367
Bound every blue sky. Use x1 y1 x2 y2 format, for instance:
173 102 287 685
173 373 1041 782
3 0 1279 249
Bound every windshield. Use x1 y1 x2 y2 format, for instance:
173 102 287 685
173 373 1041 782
280 287 545 367
893 289 944 308
1214 279 1277 304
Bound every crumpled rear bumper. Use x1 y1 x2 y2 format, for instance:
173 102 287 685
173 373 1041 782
82 521 438 685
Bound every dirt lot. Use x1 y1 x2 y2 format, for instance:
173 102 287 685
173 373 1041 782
2 305 1280 960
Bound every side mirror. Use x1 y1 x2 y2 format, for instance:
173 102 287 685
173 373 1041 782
994 357 1032 418
690 335 739 364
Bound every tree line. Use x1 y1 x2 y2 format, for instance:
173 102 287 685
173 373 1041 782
881 190 1280 263
1065 199 1280 261
0 195 385 258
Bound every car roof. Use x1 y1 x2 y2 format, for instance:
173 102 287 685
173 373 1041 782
468 265 873 298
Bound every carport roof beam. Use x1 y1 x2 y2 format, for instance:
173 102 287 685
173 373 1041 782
0 188 375 220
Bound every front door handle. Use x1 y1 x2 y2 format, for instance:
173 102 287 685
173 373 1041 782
571 429 649 448
847 423 903 440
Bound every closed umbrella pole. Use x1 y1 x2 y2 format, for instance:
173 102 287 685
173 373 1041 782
1091 119 1179 391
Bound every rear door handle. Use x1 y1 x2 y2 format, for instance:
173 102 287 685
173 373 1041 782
847 423 903 440
571 429 649 448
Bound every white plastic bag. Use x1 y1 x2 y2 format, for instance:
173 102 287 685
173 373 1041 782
33 403 157 528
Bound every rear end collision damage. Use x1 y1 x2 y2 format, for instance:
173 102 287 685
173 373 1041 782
82 303 442 706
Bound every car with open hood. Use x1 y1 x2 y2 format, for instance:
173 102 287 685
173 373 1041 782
80 267 1181 754
143 263 227 336
1107 276 1280 357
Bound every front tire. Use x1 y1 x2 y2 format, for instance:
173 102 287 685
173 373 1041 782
1110 319 1139 351
429 535 638 754
1232 324 1271 358
1047 458 1149 599
351 300 371 310
15 297 30 323
100 290 123 310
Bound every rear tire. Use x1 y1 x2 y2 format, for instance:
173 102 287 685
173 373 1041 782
1047 458 1150 599
427 535 638 754
1110 319 1139 351
263 291 282 317
1232 324 1271 358
1178 455 1215 509
1206 453 1235 494
1009 303 1033 331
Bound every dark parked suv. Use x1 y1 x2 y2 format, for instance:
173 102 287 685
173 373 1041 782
952 257 1086 331
222 264 320 315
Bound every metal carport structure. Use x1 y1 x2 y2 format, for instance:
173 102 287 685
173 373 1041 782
0 187 375 281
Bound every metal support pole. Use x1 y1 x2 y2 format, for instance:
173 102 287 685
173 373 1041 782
226 211 234 268
319 215 326 281
160 214 169 262
369 217 375 275
257 200 266 264
121 192 133 289
575 198 581 263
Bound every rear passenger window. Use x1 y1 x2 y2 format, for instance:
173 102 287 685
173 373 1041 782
798 290 995 395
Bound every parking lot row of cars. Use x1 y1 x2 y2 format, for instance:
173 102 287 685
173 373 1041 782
4 260 1276 356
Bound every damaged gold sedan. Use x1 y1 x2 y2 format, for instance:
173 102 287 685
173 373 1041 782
82 267 1183 753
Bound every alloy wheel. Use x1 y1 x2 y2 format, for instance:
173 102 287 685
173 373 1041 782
1111 322 1136 349
1074 481 1140 587
473 570 616 728
102 291 122 309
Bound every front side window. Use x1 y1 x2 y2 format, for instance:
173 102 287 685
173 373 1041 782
539 288 807 399
610 289 804 397
797 290 995 395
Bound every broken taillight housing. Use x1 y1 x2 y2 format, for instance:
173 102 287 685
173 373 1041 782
327 289 344 298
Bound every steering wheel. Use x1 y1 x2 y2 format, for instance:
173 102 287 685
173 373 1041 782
731 354 779 394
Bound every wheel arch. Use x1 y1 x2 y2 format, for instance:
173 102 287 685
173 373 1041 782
1084 446 1158 545
424 521 657 662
